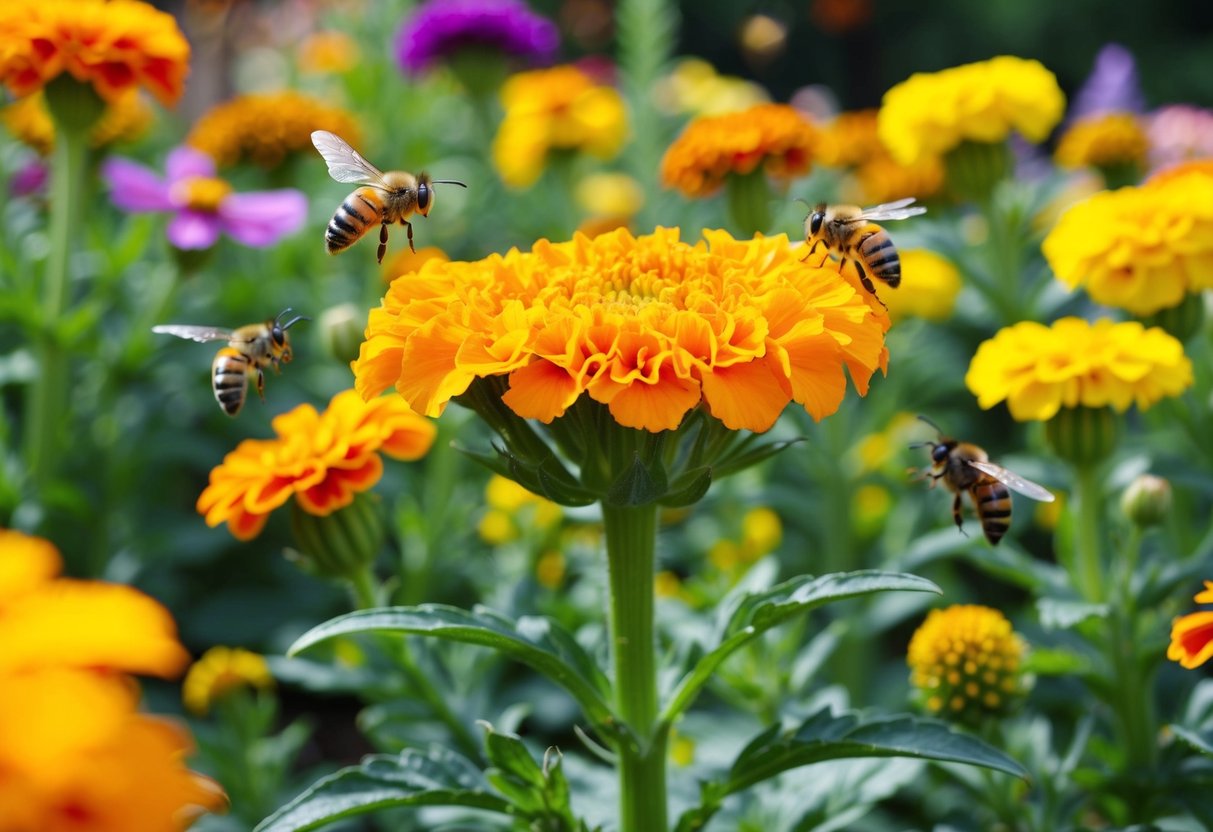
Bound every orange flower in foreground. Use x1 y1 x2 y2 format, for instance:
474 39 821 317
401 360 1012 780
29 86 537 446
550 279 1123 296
197 389 437 540
661 103 817 197
0 531 224 830
1168 581 1213 670
354 227 890 434
0 0 190 106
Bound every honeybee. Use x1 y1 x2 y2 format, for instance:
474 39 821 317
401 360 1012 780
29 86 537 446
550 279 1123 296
311 130 466 263
802 197 926 304
912 418 1054 545
153 309 308 416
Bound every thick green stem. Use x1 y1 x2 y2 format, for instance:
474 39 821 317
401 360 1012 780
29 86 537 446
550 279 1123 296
603 502 667 832
25 123 89 490
981 193 1024 325
1072 462 1104 602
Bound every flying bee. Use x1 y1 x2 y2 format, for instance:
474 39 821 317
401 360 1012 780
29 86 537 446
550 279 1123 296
311 130 467 264
153 309 309 416
802 197 926 305
911 417 1054 545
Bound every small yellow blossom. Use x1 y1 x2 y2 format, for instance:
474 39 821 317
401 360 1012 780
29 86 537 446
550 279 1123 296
908 605 1026 722
655 570 684 599
654 58 769 117
878 56 1065 165
575 172 645 219
298 31 358 75
1054 112 1148 171
883 249 962 322
478 509 517 545
853 483 892 534
965 318 1193 421
669 730 696 766
708 539 742 573
182 646 274 715
535 550 566 589
741 507 781 557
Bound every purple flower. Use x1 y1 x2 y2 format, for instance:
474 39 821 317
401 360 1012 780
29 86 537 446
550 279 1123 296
100 147 307 250
10 159 48 198
395 0 558 77
1071 44 1145 120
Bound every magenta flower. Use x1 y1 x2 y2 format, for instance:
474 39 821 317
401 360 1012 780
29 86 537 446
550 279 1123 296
10 159 48 198
395 0 558 77
101 147 307 249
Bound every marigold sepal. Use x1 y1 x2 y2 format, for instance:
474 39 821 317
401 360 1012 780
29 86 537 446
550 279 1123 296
289 492 386 582
1044 406 1120 467
42 74 106 135
726 168 774 235
944 140 1010 203
1143 291 1206 344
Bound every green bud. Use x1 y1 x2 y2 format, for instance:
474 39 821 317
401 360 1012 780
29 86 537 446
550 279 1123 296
1044 406 1120 467
288 492 385 580
1120 474 1171 528
1142 291 1206 343
318 302 365 365
944 140 1011 203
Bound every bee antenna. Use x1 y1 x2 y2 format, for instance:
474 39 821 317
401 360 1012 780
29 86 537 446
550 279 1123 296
282 315 311 331
915 414 945 435
275 307 294 323
907 441 935 450
431 179 468 188
794 197 813 209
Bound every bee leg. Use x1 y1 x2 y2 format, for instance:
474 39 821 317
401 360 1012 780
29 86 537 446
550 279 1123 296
801 239 822 263
952 493 969 537
377 223 389 264
254 368 266 402
403 219 415 254
851 259 888 310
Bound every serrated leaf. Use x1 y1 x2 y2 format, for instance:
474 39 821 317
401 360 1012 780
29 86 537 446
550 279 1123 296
289 605 615 731
658 466 712 508
605 453 668 507
1037 597 1109 630
662 571 939 723
1171 725 1213 756
254 747 510 832
485 730 546 788
721 708 1027 796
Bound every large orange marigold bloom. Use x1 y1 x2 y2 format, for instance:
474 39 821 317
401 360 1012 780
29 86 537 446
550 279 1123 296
1169 581 1213 670
354 227 890 434
661 103 817 198
0 0 190 106
197 389 437 541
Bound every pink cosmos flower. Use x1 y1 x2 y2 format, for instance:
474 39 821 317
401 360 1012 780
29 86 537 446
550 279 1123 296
101 147 307 249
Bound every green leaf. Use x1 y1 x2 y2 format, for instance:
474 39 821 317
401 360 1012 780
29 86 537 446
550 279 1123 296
605 452 668 507
481 725 580 825
1171 725 1213 757
723 708 1028 796
254 747 511 832
658 465 712 508
1023 646 1093 676
661 571 940 722
1037 597 1109 630
289 605 616 733
712 438 803 479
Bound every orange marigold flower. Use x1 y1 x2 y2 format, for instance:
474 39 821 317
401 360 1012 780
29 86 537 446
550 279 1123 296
354 226 890 434
0 0 190 106
815 110 944 204
187 91 362 169
1168 581 1213 670
1147 157 1213 186
1054 112 1148 171
1 89 152 155
196 389 437 540
661 103 817 198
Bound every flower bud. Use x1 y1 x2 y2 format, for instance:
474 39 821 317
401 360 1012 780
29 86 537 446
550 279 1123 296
318 302 365 365
1143 291 1206 343
1044 406 1120 467
1120 474 1171 528
944 139 1010 203
289 492 385 581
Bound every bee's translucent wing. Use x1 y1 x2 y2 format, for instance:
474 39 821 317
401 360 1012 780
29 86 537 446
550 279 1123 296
857 197 928 223
152 325 235 344
311 130 388 187
967 460 1055 502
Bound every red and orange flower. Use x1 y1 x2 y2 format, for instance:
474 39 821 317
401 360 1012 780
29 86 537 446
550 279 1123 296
354 226 890 434
197 389 437 540
1169 581 1213 670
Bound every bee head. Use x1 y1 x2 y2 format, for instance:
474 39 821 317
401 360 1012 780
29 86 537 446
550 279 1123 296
272 308 310 359
807 203 828 237
415 174 433 216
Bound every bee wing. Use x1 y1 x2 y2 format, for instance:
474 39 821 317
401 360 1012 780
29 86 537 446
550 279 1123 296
856 197 928 223
152 324 235 344
967 460 1055 502
310 130 389 187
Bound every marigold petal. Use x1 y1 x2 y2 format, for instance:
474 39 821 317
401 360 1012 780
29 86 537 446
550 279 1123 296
503 360 583 423
297 455 382 515
1169 611 1213 669
0 529 62 601
700 358 791 432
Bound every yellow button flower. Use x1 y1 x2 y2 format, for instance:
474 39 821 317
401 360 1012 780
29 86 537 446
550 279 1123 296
0 0 190 106
660 103 817 198
878 56 1065 166
183 646 274 715
1042 173 1213 315
965 317 1193 421
354 226 891 434
908 604 1026 722
883 249 962 322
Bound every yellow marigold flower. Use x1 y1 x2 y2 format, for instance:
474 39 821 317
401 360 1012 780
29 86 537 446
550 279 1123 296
741 507 781 558
908 604 1026 721
1168 581 1213 670
354 227 890 434
182 646 274 715
815 109 885 168
492 65 627 188
196 389 437 541
298 30 358 75
187 91 362 169
965 317 1193 421
1 89 152 155
653 58 769 117
660 103 817 198
883 249 962 322
0 0 190 106
576 172 645 219
1042 174 1213 315
1054 112 1147 171
878 56 1065 165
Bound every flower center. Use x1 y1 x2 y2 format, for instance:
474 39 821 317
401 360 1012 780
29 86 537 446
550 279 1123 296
174 176 232 213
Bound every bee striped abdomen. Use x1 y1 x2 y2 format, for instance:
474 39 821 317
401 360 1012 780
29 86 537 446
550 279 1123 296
212 347 250 416
858 228 902 288
972 480 1012 545
325 188 383 254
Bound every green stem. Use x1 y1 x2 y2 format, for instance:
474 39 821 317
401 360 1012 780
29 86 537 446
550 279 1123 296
981 193 1023 325
348 566 380 610
603 502 667 832
1072 462 1104 602
25 123 89 491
